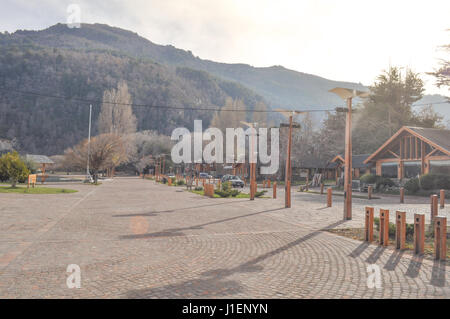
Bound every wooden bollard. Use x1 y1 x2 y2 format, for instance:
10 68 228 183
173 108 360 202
195 178 198 187
268 180 271 188
168 178 172 186
320 183 324 195
395 211 406 250
365 207 374 242
400 187 404 203
262 180 266 188
379 209 389 247
368 185 373 200
327 188 332 207
218 179 221 190
286 181 291 207
440 189 445 209
431 194 438 222
414 213 425 255
434 216 447 260
273 182 277 199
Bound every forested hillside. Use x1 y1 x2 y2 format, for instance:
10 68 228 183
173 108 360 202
4 23 366 108
0 42 264 154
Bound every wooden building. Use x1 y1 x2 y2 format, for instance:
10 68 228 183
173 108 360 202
25 154 54 183
330 154 372 179
364 126 450 179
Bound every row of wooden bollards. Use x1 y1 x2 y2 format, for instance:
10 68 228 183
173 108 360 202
396 187 446 208
365 207 447 260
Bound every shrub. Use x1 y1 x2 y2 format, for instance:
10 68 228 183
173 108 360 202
170 177 176 184
419 174 435 190
375 176 395 189
404 178 420 193
214 187 241 198
360 173 377 184
0 151 30 187
194 186 203 191
373 217 414 240
434 174 450 189
222 181 232 192
406 223 414 239
255 190 267 197
214 189 231 197
230 189 240 197
177 179 185 186
418 173 450 190
374 217 380 228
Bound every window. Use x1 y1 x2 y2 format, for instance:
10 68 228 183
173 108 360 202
381 162 397 178
404 161 421 178
430 160 450 176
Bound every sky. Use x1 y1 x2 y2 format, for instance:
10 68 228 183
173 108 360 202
1 0 449 95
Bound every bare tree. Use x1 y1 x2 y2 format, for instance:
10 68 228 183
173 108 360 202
64 134 127 183
98 81 137 136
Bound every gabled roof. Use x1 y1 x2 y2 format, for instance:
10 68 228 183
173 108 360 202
26 154 54 164
330 154 371 168
364 126 450 164
408 127 450 154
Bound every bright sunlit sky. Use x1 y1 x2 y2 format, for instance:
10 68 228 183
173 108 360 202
1 0 449 95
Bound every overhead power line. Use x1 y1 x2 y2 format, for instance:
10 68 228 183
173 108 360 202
0 86 340 113
0 86 447 113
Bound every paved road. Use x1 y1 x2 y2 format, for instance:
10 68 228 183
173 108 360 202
0 178 448 298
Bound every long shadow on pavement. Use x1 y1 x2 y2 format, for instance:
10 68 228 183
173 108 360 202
119 207 285 239
112 199 249 218
430 260 447 287
124 220 345 298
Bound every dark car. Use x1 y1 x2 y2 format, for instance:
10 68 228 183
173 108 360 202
221 175 244 188
199 172 212 179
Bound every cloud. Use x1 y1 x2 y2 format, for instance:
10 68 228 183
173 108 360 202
1 0 449 94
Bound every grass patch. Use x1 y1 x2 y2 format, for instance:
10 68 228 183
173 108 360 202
0 186 78 194
188 189 221 198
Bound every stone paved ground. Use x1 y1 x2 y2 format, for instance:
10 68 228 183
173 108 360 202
0 178 448 298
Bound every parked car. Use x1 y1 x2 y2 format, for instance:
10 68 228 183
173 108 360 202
199 172 212 179
221 175 245 188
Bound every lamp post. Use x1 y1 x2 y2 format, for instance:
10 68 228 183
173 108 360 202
329 88 369 220
86 104 93 183
276 110 303 208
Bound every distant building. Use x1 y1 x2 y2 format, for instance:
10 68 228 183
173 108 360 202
364 126 450 178
330 154 372 179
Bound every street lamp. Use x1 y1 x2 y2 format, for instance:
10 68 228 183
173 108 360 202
329 88 369 220
275 109 304 208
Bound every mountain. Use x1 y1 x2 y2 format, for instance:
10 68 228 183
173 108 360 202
7 23 368 109
0 35 264 154
412 94 450 124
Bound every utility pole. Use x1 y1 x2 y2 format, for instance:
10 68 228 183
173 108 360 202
275 109 303 209
86 104 92 182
